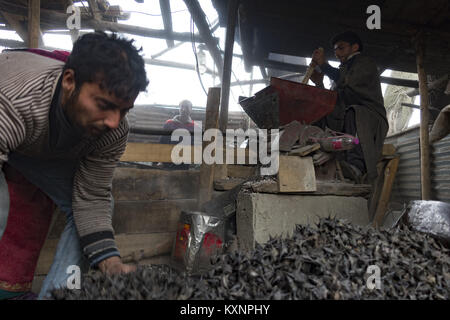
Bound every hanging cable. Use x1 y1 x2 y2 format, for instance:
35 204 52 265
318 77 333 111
190 17 208 96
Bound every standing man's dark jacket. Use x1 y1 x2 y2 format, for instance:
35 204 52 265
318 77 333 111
320 53 389 182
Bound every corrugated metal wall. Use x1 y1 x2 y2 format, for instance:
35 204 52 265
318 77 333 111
127 104 248 143
385 125 450 204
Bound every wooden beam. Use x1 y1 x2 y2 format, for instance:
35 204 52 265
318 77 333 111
27 0 40 48
120 142 254 164
183 0 224 77
151 41 183 59
415 32 431 200
247 179 372 197
1 11 28 43
87 0 101 21
219 0 238 132
372 157 400 228
0 1 211 44
379 76 419 88
198 87 221 208
143 57 214 75
159 0 174 48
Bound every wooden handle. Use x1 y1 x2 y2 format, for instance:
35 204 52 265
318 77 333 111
302 47 324 84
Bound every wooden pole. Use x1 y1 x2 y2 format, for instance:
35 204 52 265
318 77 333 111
27 0 40 48
218 0 239 132
197 87 221 209
159 0 175 48
372 157 400 228
415 32 431 200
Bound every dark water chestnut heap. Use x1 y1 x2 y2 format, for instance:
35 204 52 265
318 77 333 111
51 218 450 300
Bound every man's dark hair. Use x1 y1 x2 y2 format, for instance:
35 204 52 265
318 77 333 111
331 31 363 52
63 31 149 100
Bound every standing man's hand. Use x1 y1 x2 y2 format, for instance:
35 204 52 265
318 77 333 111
310 70 324 87
98 256 136 275
312 48 326 66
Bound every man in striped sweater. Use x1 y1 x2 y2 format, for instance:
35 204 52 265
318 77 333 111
0 32 148 299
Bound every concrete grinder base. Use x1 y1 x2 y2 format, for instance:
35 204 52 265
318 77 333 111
237 192 369 251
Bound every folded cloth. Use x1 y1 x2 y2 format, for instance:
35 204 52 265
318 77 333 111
0 164 55 294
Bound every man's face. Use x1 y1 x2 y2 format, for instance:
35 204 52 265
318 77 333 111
180 103 192 118
334 41 359 63
61 69 135 137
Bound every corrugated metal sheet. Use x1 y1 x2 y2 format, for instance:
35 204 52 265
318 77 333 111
127 104 248 143
385 125 450 204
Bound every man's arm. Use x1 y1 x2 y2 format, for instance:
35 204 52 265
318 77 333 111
72 120 135 274
311 48 340 83
0 168 9 240
0 91 26 240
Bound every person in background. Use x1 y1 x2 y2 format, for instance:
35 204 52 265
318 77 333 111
159 100 198 170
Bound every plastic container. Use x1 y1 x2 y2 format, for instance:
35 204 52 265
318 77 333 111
171 211 224 274
316 136 359 152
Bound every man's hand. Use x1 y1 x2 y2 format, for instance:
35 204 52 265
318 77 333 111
310 69 324 87
312 48 326 66
98 256 136 275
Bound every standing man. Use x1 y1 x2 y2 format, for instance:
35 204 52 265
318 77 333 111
310 31 388 183
0 31 148 299
160 99 197 144
159 100 198 170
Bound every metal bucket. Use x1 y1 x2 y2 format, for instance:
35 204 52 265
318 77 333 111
239 77 337 129
171 211 224 274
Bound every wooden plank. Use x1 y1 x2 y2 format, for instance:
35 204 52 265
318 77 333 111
198 87 221 208
288 143 320 156
247 179 372 197
277 155 316 192
1 11 28 43
27 0 40 48
35 232 175 275
112 167 199 201
372 157 400 227
120 142 191 163
120 142 254 164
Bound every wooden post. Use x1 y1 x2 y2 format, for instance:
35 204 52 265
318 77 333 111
197 88 221 209
372 157 400 228
216 0 239 182
415 32 431 200
159 0 175 48
27 0 40 48
219 0 239 132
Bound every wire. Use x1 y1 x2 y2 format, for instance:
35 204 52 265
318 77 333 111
126 10 187 17
190 17 208 96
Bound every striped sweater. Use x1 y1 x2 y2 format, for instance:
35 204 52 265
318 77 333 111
0 51 128 265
